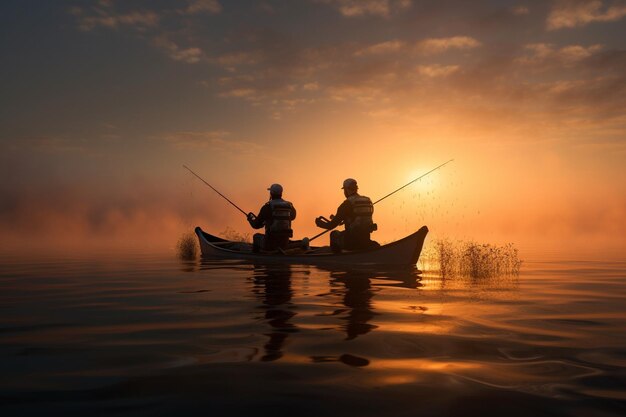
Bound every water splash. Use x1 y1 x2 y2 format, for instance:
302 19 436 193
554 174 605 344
176 231 198 260
422 239 522 279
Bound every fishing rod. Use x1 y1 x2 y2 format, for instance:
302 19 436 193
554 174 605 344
308 159 454 243
183 165 248 217
373 159 454 204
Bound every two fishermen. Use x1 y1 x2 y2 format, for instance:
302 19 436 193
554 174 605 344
248 178 378 253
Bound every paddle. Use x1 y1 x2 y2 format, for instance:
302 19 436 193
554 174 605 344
183 165 249 217
307 159 454 243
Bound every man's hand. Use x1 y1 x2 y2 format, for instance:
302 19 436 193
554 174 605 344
315 216 329 229
247 212 256 222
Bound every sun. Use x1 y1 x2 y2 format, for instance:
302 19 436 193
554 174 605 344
403 169 440 195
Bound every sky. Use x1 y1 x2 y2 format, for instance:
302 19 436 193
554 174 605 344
0 0 625 259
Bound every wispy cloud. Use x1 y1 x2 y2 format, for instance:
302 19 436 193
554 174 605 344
415 36 482 55
218 88 259 99
303 82 320 91
64 0 624 131
153 36 205 64
70 5 159 32
181 0 222 15
559 44 605 62
217 51 262 70
68 1 219 63
511 5 530 16
81 11 159 31
316 0 412 18
209 34 481 111
417 64 460 78
547 0 626 30
517 43 604 66
354 40 406 56
354 36 481 57
70 0 223 32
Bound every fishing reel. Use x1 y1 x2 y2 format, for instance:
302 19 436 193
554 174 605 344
315 215 332 228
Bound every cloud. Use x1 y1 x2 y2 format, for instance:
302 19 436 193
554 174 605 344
415 36 482 55
547 0 626 30
516 43 604 66
218 88 259 99
326 84 389 103
217 51 262 69
512 5 530 15
354 40 406 56
209 37 352 106
316 0 412 17
153 36 205 63
71 0 223 32
520 43 554 60
417 64 460 78
208 34 481 110
182 0 222 15
559 44 604 62
206 26 624 136
70 7 159 31
65 1 619 131
549 74 626 119
69 1 219 64
303 82 320 91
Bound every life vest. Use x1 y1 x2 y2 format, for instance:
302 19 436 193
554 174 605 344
267 199 293 237
346 194 375 232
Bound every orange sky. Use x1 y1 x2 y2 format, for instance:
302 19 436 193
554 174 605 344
0 0 624 259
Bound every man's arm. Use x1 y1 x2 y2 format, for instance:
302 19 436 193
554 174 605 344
316 201 350 229
247 205 268 229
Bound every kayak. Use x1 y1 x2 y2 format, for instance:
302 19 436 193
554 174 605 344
194 226 428 266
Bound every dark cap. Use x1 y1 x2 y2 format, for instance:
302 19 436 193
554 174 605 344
341 178 357 189
267 183 283 195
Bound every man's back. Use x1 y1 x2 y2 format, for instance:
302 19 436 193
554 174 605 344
248 184 296 251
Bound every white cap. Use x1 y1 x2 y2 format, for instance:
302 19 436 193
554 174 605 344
341 178 357 189
267 183 283 195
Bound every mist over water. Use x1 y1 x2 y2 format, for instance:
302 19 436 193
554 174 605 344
1 254 625 416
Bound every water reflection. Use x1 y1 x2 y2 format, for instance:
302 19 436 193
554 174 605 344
250 263 297 362
306 266 425 367
310 353 371 367
421 270 520 294
328 269 378 340
1 255 624 416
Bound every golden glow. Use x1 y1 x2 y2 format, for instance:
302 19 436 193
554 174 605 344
371 358 481 372
1 2 624 260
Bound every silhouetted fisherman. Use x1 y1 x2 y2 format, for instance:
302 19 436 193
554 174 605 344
315 178 379 253
247 183 297 252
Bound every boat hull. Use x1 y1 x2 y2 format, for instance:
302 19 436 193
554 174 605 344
194 226 428 266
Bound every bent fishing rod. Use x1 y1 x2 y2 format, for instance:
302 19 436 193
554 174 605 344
308 159 454 243
183 165 249 217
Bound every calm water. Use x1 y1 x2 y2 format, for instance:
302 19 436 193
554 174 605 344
0 254 625 416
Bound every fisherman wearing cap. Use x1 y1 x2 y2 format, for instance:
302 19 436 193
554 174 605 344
247 183 297 252
315 178 378 253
